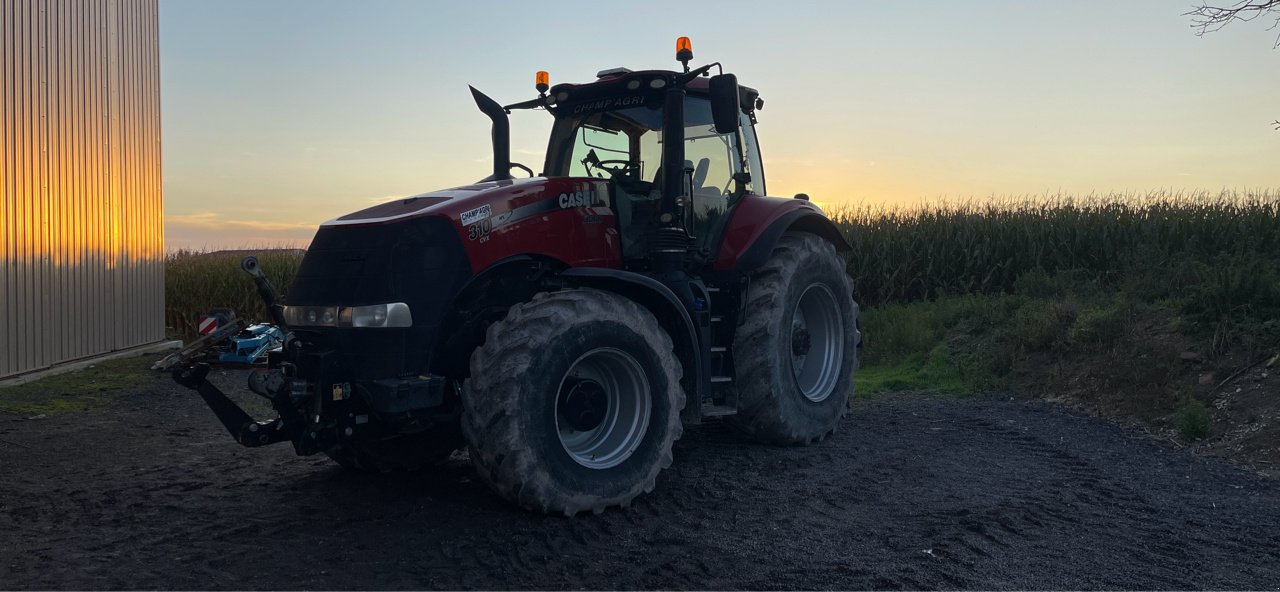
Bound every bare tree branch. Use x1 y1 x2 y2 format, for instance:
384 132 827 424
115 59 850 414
1187 2 1280 129
1185 1 1280 47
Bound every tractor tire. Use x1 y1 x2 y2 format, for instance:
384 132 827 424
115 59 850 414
726 232 860 444
326 423 462 472
462 289 685 516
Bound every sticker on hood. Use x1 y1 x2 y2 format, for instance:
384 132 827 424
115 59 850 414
460 204 492 226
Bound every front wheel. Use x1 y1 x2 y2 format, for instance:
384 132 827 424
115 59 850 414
726 232 860 444
462 289 685 516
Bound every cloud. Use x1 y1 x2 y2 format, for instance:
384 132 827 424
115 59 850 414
167 211 318 232
166 212 318 250
364 194 407 205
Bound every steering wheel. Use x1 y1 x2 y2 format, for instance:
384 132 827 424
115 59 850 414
510 162 535 178
590 159 639 178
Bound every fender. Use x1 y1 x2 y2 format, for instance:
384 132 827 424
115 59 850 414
560 267 703 423
430 254 565 377
715 196 852 273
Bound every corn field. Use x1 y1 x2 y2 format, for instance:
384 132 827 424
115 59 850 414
165 249 303 337
831 190 1280 307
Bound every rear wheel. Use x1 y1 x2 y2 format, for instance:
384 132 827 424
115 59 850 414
726 232 859 444
462 289 684 516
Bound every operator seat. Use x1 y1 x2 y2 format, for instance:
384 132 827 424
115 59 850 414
611 163 659 260
689 156 723 211
691 158 710 190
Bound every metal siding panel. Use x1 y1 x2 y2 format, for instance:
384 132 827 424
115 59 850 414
5 0 12 376
52 0 66 364
127 0 137 348
39 0 51 368
94 0 105 353
149 0 162 342
117 0 128 349
1 0 162 378
12 0 22 374
83 0 96 359
36 0 49 370
116 0 128 349
2 0 11 377
106 0 117 350
21 0 35 373
14 0 27 373
1 0 12 377
6 0 19 376
49 0 60 366
64 0 79 360
92 0 106 358
76 0 87 360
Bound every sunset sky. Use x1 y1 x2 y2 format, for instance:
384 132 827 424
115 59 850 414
160 0 1280 249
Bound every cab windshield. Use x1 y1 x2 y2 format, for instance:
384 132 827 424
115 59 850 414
544 97 740 193
544 95 747 256
545 100 664 181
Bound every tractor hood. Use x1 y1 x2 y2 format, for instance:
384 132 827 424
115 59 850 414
286 175 619 379
320 177 549 228
312 175 620 274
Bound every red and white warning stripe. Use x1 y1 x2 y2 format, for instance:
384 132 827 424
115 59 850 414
198 316 217 335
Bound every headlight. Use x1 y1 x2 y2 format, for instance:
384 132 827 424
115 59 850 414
284 303 412 328
347 303 412 328
284 305 339 327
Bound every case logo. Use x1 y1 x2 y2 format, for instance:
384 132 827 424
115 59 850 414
558 191 602 208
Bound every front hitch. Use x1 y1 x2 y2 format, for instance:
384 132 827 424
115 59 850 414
172 362 289 448
169 255 327 452
240 256 290 329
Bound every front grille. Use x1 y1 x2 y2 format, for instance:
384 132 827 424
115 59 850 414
287 215 471 379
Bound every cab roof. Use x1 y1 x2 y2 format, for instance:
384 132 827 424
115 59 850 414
546 68 760 117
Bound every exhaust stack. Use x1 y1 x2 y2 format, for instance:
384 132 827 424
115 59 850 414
469 86 512 182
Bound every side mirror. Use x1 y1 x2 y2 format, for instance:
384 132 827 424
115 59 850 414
708 73 740 134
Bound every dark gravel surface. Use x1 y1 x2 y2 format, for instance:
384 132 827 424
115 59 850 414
2 377 1279 590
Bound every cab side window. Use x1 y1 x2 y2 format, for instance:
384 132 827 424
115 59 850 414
683 99 743 254
740 112 765 196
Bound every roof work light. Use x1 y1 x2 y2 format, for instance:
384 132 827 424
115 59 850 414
676 36 693 71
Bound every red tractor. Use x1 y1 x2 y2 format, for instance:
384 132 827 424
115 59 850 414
173 39 862 515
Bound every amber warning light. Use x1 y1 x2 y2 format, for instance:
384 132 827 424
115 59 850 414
535 71 550 95
676 36 693 71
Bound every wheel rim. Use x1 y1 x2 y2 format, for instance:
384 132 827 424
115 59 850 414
555 347 651 469
790 283 843 402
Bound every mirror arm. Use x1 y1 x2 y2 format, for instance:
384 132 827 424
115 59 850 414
676 62 720 86
503 96 552 111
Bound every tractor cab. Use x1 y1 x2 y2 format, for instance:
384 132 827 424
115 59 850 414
539 68 766 263
474 38 765 267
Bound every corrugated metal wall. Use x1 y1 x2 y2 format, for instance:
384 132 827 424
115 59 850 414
1 0 163 379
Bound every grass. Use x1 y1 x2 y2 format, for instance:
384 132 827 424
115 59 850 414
0 356 158 416
856 343 975 395
1177 397 1212 440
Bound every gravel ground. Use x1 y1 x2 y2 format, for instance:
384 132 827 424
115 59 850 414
2 375 1279 590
